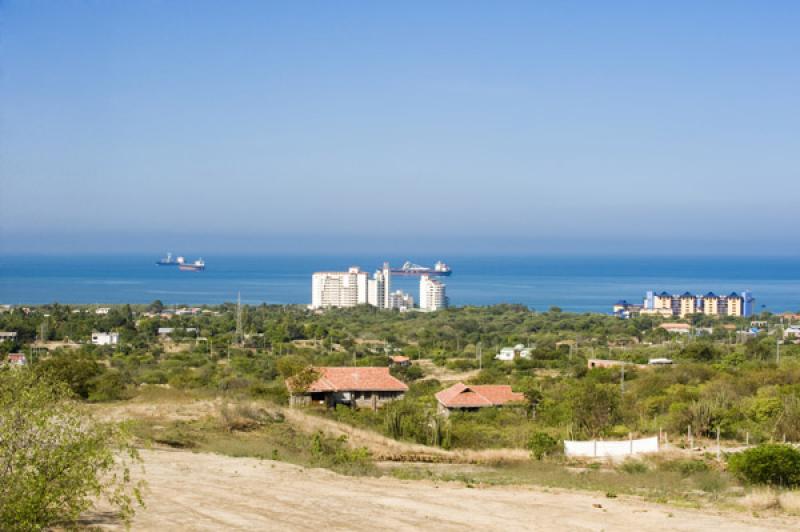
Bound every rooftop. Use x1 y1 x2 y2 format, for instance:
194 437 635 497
288 367 408 393
435 382 524 408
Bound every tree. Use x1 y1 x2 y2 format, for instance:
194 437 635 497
528 432 559 460
728 444 800 487
34 352 103 399
0 369 143 530
571 381 620 437
276 354 310 378
679 341 718 362
286 366 322 393
523 386 543 419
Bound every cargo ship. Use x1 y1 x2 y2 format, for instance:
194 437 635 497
391 260 451 277
178 258 205 272
156 252 182 266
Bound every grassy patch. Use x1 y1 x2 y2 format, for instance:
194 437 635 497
391 457 735 507
130 409 376 477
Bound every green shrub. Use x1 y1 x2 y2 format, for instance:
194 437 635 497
88 369 129 402
138 368 168 384
308 431 374 475
276 355 310 378
391 363 424 382
618 459 648 474
34 353 103 399
692 471 729 494
446 358 477 371
728 444 800 487
528 431 559 460
0 369 143 530
248 382 289 403
658 458 709 476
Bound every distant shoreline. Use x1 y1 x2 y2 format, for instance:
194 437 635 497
1 255 798 312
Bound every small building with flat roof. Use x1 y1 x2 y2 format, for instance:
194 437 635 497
91 332 119 346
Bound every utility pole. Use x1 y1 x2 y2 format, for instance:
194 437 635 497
236 292 243 346
477 342 482 370
620 363 625 394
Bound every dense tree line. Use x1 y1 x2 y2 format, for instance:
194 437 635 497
2 303 799 447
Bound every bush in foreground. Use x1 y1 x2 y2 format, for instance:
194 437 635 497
728 444 800 487
528 431 559 460
0 369 144 531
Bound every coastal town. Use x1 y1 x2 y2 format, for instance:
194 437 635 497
4 256 799 528
4 1 800 529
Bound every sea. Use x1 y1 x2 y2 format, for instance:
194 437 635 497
0 255 798 314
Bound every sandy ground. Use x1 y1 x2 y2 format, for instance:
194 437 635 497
91 449 799 531
416 358 481 383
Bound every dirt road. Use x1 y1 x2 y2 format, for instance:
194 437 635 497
97 449 798 531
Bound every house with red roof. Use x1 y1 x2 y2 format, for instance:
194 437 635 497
286 367 408 410
6 353 27 367
435 382 525 416
389 355 411 367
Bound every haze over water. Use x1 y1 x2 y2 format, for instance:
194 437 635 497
1 255 797 313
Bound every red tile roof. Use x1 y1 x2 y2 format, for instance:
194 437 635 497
660 323 691 330
435 382 525 408
288 367 408 393
390 355 410 363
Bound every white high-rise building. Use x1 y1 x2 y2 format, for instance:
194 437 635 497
366 263 392 309
388 290 414 311
311 267 369 309
419 275 447 311
312 264 392 310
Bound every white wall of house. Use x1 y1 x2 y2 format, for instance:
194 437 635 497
91 332 119 345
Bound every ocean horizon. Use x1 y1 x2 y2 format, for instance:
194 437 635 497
0 254 798 313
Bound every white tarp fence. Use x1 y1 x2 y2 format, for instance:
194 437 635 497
564 436 659 457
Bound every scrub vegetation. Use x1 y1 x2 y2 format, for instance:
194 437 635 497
3 302 800 519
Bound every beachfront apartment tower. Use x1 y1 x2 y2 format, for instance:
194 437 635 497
367 263 392 309
702 293 720 316
311 267 370 309
679 292 697 317
419 275 447 311
312 264 393 310
640 290 754 318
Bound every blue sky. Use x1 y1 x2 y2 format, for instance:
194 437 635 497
1 1 799 254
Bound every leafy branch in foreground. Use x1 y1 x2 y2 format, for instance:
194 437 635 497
0 368 145 531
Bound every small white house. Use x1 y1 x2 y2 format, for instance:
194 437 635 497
784 326 800 339
648 358 673 366
0 331 18 343
91 332 119 346
95 307 111 315
495 344 532 361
